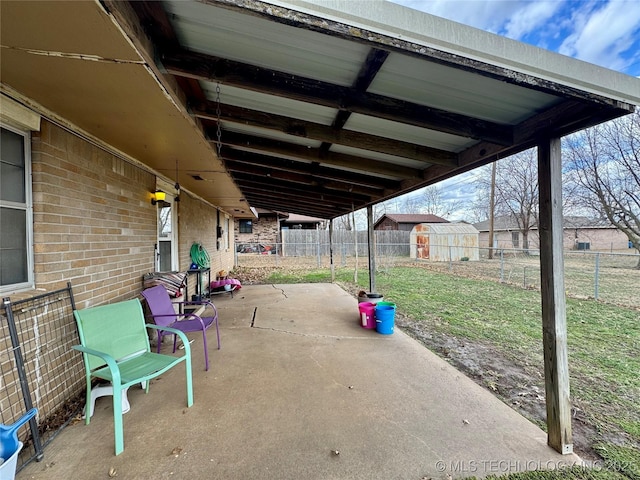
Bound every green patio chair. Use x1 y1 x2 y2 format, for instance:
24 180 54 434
73 299 193 455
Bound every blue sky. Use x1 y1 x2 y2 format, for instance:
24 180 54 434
383 0 640 221
389 0 640 77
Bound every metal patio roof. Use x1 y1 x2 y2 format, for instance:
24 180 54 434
2 0 639 219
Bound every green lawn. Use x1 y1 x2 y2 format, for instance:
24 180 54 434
256 265 640 479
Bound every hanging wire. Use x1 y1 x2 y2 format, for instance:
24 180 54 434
215 83 223 159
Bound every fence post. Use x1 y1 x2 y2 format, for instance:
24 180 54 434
500 249 504 282
448 245 453 271
523 266 527 288
594 252 600 300
341 242 346 267
316 227 321 268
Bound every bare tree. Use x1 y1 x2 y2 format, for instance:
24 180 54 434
420 185 463 218
467 181 492 224
471 149 539 251
564 110 640 265
401 195 424 214
334 212 353 231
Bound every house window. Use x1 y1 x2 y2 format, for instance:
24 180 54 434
0 125 33 292
511 231 520 248
239 219 252 234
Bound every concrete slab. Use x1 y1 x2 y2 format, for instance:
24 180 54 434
19 283 581 479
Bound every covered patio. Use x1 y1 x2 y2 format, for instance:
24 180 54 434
20 284 580 479
2 0 640 472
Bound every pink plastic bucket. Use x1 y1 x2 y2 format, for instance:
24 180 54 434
358 302 376 329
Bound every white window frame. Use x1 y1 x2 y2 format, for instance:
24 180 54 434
0 123 34 293
155 180 179 272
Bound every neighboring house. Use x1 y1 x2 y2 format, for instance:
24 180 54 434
234 209 286 248
374 213 449 231
234 209 324 248
473 215 632 251
281 213 325 231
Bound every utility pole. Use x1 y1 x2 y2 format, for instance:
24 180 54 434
488 161 496 259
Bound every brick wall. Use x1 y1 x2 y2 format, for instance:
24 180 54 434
26 119 235 306
31 121 157 308
178 192 234 298
1 118 237 435
234 215 279 245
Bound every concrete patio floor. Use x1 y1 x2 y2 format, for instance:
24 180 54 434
20 283 581 479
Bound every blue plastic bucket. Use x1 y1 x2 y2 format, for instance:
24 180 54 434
375 305 395 335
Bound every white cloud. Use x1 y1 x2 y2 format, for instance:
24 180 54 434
390 0 640 75
390 0 521 33
502 1 563 40
559 1 640 71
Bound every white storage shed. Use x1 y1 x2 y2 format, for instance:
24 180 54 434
410 223 479 261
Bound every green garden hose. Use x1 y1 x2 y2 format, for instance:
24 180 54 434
190 243 210 268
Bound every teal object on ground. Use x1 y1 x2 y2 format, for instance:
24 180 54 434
73 299 193 455
375 305 396 335
377 301 396 308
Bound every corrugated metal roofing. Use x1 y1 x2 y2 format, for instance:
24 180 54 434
417 223 480 235
379 214 449 224
3 0 638 219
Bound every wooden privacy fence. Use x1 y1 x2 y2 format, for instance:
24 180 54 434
0 283 84 473
281 230 411 257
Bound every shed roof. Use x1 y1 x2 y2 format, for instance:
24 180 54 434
375 213 449 227
283 214 324 224
2 0 638 219
411 223 479 235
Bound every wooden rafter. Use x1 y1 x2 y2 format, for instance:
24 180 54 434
319 47 390 154
163 49 514 145
192 102 457 167
220 148 397 190
213 131 425 180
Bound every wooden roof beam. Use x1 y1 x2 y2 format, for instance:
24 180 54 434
457 100 633 168
192 102 457 167
220 147 398 191
224 160 386 198
163 49 514 146
213 131 425 180
319 47 390 153
243 197 336 218
232 173 373 205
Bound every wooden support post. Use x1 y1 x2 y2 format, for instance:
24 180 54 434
367 205 376 293
329 219 335 282
538 137 573 454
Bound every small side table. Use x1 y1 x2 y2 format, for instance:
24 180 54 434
187 267 211 301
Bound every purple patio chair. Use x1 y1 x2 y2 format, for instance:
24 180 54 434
141 285 220 371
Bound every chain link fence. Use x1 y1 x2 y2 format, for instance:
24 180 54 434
235 236 640 309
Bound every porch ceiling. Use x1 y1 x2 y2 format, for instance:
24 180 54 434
2 0 638 219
